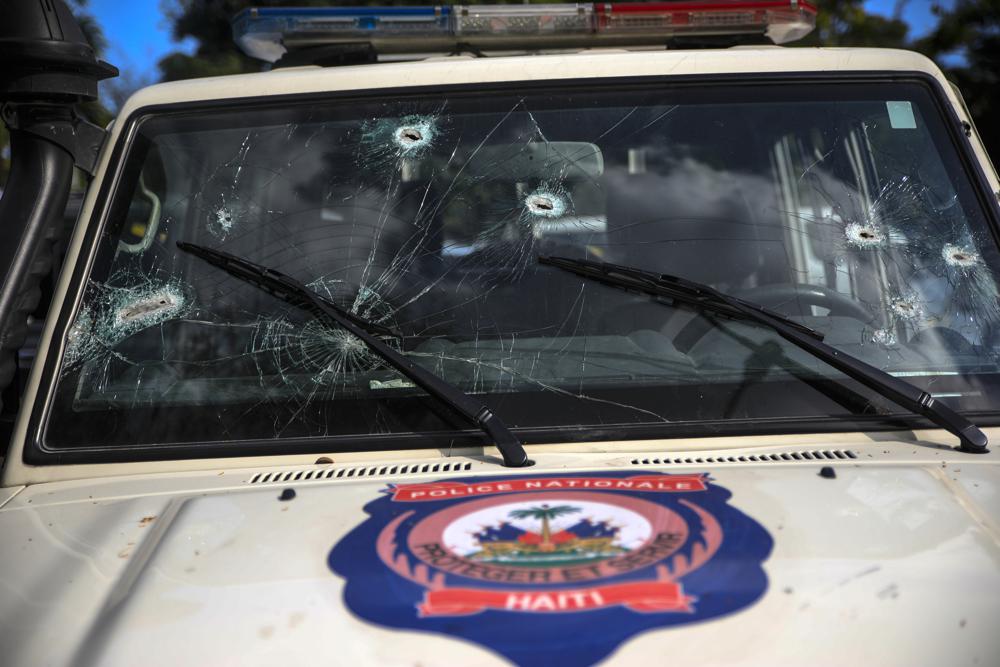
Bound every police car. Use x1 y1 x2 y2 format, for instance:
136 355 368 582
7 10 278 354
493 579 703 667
2 1 1000 665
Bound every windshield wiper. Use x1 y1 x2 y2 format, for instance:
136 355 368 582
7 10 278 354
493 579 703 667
543 256 824 341
539 255 988 454
178 241 532 467
179 242 400 339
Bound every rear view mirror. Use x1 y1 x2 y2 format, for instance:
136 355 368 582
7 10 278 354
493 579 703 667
464 141 604 181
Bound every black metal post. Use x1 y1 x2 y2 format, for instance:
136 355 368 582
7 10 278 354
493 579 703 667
0 0 116 422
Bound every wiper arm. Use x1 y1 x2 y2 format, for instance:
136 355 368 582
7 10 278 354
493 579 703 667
178 241 531 467
541 256 824 341
180 242 401 339
539 255 988 454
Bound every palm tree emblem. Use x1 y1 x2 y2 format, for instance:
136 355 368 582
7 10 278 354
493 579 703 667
508 504 581 551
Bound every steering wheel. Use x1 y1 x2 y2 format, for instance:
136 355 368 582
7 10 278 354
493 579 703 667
674 282 875 353
734 283 875 322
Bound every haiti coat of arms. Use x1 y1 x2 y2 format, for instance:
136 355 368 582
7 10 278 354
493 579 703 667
329 471 772 665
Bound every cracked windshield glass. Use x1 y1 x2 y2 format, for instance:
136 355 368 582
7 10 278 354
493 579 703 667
46 82 1000 453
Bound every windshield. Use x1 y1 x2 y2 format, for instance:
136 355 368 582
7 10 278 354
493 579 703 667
42 79 1000 458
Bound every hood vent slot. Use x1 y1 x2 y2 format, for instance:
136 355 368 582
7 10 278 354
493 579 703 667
248 460 473 485
631 449 857 466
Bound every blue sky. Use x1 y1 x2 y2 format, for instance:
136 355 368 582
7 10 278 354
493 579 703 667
91 0 952 84
866 0 952 36
90 0 194 83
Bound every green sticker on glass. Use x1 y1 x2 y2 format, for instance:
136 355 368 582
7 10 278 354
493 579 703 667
886 101 917 129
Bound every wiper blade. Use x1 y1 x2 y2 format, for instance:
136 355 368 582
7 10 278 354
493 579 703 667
180 242 400 339
541 256 824 341
178 241 532 467
540 255 988 454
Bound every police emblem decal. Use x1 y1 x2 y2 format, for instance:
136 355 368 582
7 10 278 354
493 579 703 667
329 472 772 665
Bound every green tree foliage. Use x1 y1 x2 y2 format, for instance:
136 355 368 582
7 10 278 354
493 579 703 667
916 0 999 167
793 0 999 160
508 504 581 545
159 0 333 81
798 0 909 47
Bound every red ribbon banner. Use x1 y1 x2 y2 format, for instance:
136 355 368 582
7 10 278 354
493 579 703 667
418 581 694 616
392 475 706 502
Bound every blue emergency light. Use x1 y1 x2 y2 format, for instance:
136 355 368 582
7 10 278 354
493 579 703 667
232 1 817 62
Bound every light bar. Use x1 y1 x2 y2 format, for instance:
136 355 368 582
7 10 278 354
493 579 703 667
595 1 816 44
232 1 817 62
234 6 451 62
454 4 594 36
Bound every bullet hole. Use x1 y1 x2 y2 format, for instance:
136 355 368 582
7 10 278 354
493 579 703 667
109 284 188 339
819 466 837 479
398 127 422 143
942 243 980 268
390 118 435 153
524 190 567 218
936 239 1000 325
844 223 885 249
115 291 181 327
871 328 897 347
62 278 192 372
211 206 235 239
357 113 441 182
278 488 297 501
302 323 381 377
890 297 921 320
531 196 553 211
216 207 233 228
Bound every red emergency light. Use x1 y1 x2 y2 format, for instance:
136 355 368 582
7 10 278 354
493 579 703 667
595 1 817 43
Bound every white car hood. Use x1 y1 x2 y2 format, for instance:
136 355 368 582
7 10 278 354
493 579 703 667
2 444 999 666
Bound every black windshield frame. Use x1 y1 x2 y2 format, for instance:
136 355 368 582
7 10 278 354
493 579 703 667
24 71 1000 465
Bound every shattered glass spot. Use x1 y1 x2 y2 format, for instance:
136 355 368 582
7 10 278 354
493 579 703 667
109 283 187 336
843 222 888 249
831 213 907 260
870 328 898 347
524 188 568 218
889 296 922 321
936 239 1000 327
63 306 98 367
61 275 191 373
258 317 391 384
210 206 235 239
942 243 981 269
393 122 434 153
360 112 441 173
